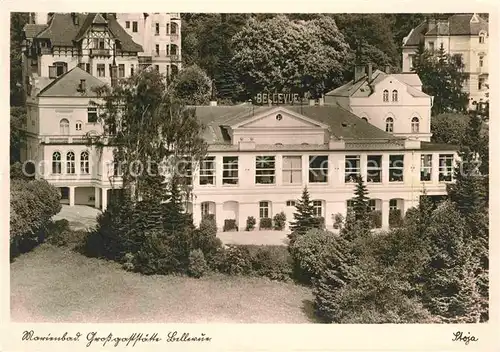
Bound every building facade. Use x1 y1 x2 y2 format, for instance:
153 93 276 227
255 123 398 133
325 64 433 142
401 13 489 108
115 13 182 76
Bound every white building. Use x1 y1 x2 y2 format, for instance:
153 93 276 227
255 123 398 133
115 13 182 76
401 13 489 108
325 64 433 142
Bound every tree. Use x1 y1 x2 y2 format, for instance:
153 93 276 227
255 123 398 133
431 113 469 145
289 187 321 241
10 106 26 164
412 43 469 115
350 176 371 227
10 12 31 106
231 15 349 99
170 64 212 105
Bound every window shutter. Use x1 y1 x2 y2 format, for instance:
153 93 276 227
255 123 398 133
48 66 57 78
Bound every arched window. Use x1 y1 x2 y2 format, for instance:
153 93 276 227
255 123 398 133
52 152 61 174
361 117 368 122
170 44 178 56
80 151 90 174
383 89 389 102
66 151 75 174
171 64 179 76
60 118 69 134
411 117 420 133
385 117 394 133
392 90 398 102
170 22 178 35
479 32 486 44
75 120 83 131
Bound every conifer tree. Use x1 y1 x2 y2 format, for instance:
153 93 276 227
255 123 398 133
289 187 321 242
351 176 371 228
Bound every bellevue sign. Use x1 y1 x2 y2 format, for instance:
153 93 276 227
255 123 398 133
253 92 302 105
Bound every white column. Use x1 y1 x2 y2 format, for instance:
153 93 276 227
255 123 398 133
101 188 108 211
361 154 368 182
215 155 223 187
95 187 101 209
302 154 308 186
381 199 390 230
192 202 201 228
69 186 75 206
432 153 440 184
215 202 224 231
382 154 390 184
276 154 283 186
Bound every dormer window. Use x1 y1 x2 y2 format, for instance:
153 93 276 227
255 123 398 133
88 106 98 123
479 32 486 44
49 62 68 78
383 90 389 102
392 90 398 102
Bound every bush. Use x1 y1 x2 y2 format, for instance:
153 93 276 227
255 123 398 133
245 216 256 231
288 228 338 284
215 245 253 275
246 245 292 281
316 216 325 229
133 231 178 275
332 213 344 230
370 210 382 229
273 212 287 230
192 222 223 270
223 219 238 232
122 252 135 271
188 249 208 278
259 217 273 230
389 209 404 228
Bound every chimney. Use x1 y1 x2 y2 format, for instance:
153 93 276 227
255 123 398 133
367 63 373 81
385 65 391 74
71 12 79 25
110 65 118 88
354 64 365 82
79 79 86 92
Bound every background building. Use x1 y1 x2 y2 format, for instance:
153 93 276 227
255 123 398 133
401 13 489 108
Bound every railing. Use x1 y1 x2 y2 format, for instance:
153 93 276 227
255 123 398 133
43 135 94 144
90 49 111 57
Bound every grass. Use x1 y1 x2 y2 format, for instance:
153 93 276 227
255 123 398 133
10 244 314 323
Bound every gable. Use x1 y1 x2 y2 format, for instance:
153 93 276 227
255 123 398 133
234 108 328 130
38 67 106 97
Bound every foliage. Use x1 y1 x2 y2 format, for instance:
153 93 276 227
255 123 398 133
259 217 273 230
188 249 208 278
10 107 26 164
10 13 30 106
389 209 403 228
170 64 212 105
245 216 256 231
214 245 253 275
192 217 223 268
45 220 87 248
133 230 177 275
231 15 349 99
289 187 322 243
370 210 382 229
223 219 238 232
412 43 469 115
122 252 135 271
332 213 344 230
430 113 469 145
273 211 287 230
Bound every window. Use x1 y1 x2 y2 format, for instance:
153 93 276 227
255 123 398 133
199 156 215 185
85 63 91 74
420 154 432 181
165 45 170 56
87 106 98 123
98 39 105 49
478 77 485 91
309 155 328 183
312 200 323 217
409 54 415 69
479 33 485 44
201 202 211 217
113 159 121 176
66 151 75 174
154 64 159 71
361 117 368 122
80 151 89 174
49 62 68 78
389 155 404 182
222 156 238 185
171 44 178 55
479 56 484 67
59 118 69 134
286 200 296 207
171 22 178 34
125 21 130 28
155 44 159 56
411 117 420 133
389 199 398 210
383 89 389 102
369 199 376 211
97 64 105 77
439 154 454 182
130 64 134 76
178 158 192 185
345 155 360 182
385 117 394 132
367 155 382 183
132 21 138 32
75 121 82 131
428 41 434 51
259 201 270 219
392 90 398 102
166 23 170 35
255 156 275 184
155 23 160 35
52 152 61 174
118 64 125 78
283 156 302 184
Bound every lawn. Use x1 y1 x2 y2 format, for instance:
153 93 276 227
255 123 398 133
10 244 315 323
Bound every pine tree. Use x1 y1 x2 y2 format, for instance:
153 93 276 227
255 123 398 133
289 187 321 242
351 176 371 227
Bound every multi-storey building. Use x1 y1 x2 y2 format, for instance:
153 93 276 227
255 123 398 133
401 13 489 108
325 64 433 142
115 13 182 76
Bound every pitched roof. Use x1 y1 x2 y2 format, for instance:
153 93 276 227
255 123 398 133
23 24 48 39
31 13 142 52
193 105 399 145
403 13 489 47
325 70 428 99
38 67 106 97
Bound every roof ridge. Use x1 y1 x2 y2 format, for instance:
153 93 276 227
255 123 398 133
38 66 80 95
